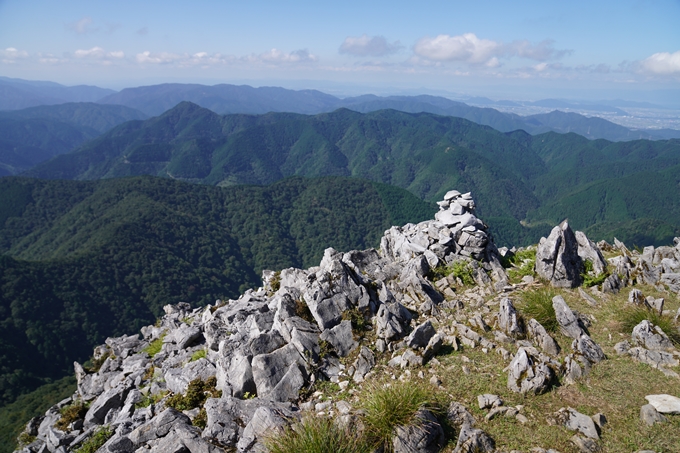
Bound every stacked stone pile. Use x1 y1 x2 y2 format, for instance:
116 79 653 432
14 190 680 453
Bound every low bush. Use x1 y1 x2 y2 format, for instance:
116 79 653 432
165 376 221 413
430 260 475 286
74 426 113 453
264 416 371 453
506 249 536 282
55 400 87 431
519 288 558 333
190 349 207 362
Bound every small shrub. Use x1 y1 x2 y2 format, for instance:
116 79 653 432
190 349 207 362
295 299 315 323
581 260 609 287
193 407 208 429
360 380 441 452
264 416 372 453
17 432 36 447
84 350 112 373
430 260 475 286
616 306 680 345
143 333 166 357
74 426 113 453
342 307 369 332
318 339 333 359
55 400 88 431
142 365 155 381
271 271 281 292
165 376 221 412
519 288 558 333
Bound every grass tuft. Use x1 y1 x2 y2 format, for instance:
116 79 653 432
143 333 166 357
190 348 207 362
616 305 680 345
430 260 475 286
74 426 113 453
264 416 371 453
506 249 537 283
360 380 441 452
518 288 558 333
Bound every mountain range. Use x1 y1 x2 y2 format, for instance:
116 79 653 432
24 102 680 247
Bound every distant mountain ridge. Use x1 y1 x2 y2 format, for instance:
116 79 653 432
0 76 115 110
24 103 680 246
0 103 149 176
2 76 677 142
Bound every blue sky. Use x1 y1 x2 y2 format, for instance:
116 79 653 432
0 0 679 101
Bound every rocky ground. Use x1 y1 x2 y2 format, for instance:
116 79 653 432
14 190 680 453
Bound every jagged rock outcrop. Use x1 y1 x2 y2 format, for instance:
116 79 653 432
14 189 680 453
535 221 584 288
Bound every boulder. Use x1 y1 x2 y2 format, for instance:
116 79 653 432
406 320 437 349
251 344 306 400
452 424 495 453
319 320 358 357
375 302 412 340
552 295 585 339
644 394 680 414
575 231 607 276
526 319 560 356
640 404 667 426
556 407 600 439
535 221 584 288
507 348 555 395
631 320 675 351
392 409 445 453
497 298 524 337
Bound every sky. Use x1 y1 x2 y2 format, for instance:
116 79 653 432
0 0 679 102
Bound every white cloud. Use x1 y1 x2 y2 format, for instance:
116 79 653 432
136 51 184 64
67 16 98 34
638 51 680 75
0 47 29 63
413 33 571 67
414 33 500 64
74 47 125 60
254 48 317 63
339 35 402 57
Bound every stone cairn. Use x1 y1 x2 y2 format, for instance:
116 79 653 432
14 191 680 453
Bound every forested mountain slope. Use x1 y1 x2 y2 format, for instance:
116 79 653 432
0 175 434 406
25 104 680 246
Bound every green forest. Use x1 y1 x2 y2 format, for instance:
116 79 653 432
0 175 434 409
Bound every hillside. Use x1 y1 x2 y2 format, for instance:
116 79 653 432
24 104 680 246
0 175 435 407
0 103 148 177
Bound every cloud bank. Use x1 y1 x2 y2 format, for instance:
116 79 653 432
638 51 680 75
413 33 571 67
339 35 402 57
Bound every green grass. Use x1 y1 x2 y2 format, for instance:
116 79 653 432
359 380 441 452
74 426 113 453
190 349 207 362
581 259 609 287
264 416 372 453
505 249 537 283
518 288 558 333
430 260 475 286
165 376 221 413
143 333 166 357
615 305 680 345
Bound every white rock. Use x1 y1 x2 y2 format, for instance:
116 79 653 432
645 394 680 414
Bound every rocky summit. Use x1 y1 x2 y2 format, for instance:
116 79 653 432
14 191 680 453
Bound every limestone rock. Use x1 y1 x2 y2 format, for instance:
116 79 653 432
497 298 524 337
552 295 585 339
644 394 680 414
477 394 502 410
406 320 436 349
640 404 667 426
392 409 445 453
575 231 607 276
526 318 560 356
556 407 600 439
535 221 584 288
452 424 495 453
507 348 555 395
